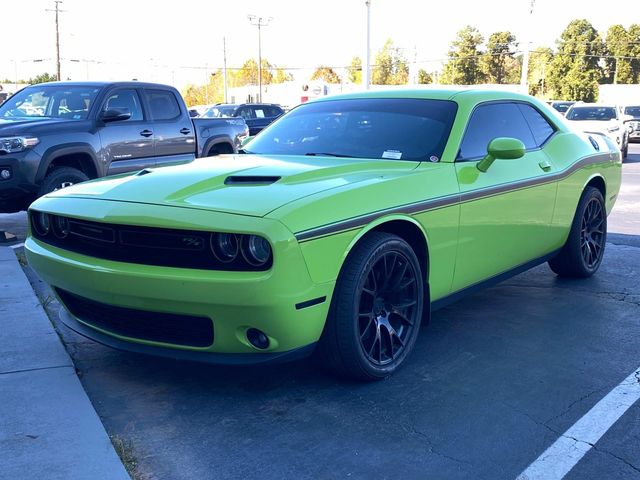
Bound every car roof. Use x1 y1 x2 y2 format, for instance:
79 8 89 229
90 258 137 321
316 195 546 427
311 87 541 104
23 81 176 89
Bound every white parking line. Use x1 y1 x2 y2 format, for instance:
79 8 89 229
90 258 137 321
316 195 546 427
9 242 24 249
517 366 640 480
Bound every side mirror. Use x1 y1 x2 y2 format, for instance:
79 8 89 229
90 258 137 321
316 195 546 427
100 108 131 123
477 137 526 172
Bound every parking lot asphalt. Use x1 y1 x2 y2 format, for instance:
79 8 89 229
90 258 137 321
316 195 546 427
2 143 640 479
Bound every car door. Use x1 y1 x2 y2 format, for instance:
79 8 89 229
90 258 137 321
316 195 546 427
143 88 196 168
99 88 156 175
451 101 559 291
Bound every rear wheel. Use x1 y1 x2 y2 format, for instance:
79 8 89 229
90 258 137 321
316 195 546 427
548 186 606 278
38 167 89 196
622 136 629 159
318 232 424 381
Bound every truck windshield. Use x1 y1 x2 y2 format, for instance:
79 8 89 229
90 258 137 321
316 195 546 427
625 106 640 118
0 85 101 120
244 98 457 162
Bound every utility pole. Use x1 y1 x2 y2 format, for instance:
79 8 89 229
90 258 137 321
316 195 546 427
363 0 371 89
247 15 273 103
223 37 228 103
46 1 65 81
520 0 535 92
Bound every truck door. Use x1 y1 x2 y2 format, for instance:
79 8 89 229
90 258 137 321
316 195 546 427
143 88 196 168
99 88 156 175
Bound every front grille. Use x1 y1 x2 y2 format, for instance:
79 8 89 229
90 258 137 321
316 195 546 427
57 288 214 348
29 213 272 271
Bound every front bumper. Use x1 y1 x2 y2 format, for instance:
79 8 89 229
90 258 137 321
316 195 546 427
25 200 335 362
0 150 39 202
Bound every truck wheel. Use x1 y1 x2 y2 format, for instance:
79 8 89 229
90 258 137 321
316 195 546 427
317 232 424 381
548 186 606 278
38 167 89 196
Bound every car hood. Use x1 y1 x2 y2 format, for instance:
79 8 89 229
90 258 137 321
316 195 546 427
565 119 618 134
48 154 419 217
0 117 80 136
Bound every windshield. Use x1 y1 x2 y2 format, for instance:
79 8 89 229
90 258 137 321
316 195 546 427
245 98 457 161
624 106 640 118
0 85 101 120
201 105 238 118
566 106 617 121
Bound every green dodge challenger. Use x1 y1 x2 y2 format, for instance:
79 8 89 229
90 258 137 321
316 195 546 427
25 89 622 380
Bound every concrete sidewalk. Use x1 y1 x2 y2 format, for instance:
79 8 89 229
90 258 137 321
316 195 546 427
0 247 129 480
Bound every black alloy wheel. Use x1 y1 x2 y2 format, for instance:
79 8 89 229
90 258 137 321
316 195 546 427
317 232 424 380
580 196 605 270
358 250 419 366
549 186 607 278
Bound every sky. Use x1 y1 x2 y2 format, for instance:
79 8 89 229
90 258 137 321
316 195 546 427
2 0 639 90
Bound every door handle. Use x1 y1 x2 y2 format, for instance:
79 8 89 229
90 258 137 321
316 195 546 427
180 128 191 135
139 130 153 137
538 160 551 172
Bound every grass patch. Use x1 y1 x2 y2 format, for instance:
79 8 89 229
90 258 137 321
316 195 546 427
110 434 142 479
15 250 27 267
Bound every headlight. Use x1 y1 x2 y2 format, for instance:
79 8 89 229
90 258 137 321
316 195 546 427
210 232 239 263
0 136 39 154
607 126 620 133
52 215 70 239
32 211 51 236
241 235 272 267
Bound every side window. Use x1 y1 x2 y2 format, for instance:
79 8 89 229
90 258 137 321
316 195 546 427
517 103 555 146
144 89 181 121
103 89 143 122
237 108 254 120
458 103 536 160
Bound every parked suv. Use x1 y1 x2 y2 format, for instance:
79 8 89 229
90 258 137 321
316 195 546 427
0 81 248 212
565 103 629 158
201 103 284 136
624 105 640 142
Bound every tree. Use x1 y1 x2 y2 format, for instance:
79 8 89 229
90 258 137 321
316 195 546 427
347 56 362 84
232 59 274 87
371 39 409 85
311 66 341 84
604 25 634 84
481 31 520 84
440 26 485 85
182 69 225 106
546 19 604 101
417 69 432 84
27 73 57 84
527 47 554 97
273 68 293 84
629 24 640 83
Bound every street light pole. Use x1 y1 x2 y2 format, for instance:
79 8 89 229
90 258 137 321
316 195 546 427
363 0 371 89
247 15 272 103
520 0 536 92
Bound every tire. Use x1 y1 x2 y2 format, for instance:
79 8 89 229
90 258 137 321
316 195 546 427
317 232 425 381
622 137 628 159
38 167 90 196
548 186 606 278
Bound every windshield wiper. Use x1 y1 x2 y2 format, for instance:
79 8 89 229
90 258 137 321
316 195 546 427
304 152 355 158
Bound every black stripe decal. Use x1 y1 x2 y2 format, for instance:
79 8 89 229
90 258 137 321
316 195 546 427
295 152 613 242
295 296 327 310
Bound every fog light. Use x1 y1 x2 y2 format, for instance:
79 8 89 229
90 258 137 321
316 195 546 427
246 328 270 350
0 169 11 180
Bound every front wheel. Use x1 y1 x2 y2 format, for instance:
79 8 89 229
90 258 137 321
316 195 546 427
548 186 606 278
318 232 424 381
38 167 90 196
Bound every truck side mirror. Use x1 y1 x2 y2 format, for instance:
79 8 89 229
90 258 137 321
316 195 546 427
100 108 131 123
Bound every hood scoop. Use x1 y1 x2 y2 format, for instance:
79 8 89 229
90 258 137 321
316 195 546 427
224 175 281 186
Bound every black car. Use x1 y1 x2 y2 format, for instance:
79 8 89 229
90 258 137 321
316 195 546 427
201 103 284 136
0 81 249 213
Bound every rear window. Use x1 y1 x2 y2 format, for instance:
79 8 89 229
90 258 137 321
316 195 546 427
144 89 181 120
245 98 457 162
